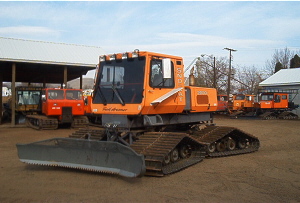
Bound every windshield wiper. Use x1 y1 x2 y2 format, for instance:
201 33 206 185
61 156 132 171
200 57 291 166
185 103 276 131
111 85 125 106
94 86 107 105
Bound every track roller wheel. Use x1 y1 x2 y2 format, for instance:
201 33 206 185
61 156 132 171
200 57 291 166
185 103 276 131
35 121 41 130
163 154 171 165
170 148 179 162
238 139 249 149
227 137 236 151
216 140 226 152
179 145 191 158
207 142 216 153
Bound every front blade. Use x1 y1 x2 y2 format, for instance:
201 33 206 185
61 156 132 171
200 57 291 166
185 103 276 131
16 138 146 178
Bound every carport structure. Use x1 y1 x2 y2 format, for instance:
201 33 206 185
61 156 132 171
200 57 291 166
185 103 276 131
0 37 105 126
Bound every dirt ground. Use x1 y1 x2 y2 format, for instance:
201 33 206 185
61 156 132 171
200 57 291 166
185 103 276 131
0 116 299 203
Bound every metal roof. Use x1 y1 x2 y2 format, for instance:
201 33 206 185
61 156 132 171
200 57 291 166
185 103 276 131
0 37 107 83
259 68 300 86
0 37 105 67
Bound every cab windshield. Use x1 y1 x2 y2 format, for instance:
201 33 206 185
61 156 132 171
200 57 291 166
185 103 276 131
261 94 274 101
235 95 245 100
17 90 41 105
48 90 64 100
93 57 145 104
66 90 82 100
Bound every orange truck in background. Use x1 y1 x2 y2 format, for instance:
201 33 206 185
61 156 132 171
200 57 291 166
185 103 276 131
26 88 89 129
228 94 256 117
229 90 299 119
257 90 299 119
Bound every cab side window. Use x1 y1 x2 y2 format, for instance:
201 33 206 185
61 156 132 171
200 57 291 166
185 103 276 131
274 95 281 103
150 59 174 88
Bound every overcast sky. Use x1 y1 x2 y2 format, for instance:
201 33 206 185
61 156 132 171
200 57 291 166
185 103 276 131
1 1 299 77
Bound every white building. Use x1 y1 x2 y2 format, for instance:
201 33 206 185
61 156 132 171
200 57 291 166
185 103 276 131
259 68 300 116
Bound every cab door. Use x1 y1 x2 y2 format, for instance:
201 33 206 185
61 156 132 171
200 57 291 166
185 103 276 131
142 55 185 114
274 93 288 109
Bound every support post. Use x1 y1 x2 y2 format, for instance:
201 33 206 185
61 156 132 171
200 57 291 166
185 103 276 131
80 74 83 89
11 63 16 127
0 70 3 124
63 66 67 88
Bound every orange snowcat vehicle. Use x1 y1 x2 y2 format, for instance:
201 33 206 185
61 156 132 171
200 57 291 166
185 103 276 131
228 90 299 119
26 88 89 129
228 94 257 117
257 90 299 119
16 51 260 177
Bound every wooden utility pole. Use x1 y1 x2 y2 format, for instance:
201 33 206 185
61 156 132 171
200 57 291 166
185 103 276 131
213 57 216 88
224 48 237 98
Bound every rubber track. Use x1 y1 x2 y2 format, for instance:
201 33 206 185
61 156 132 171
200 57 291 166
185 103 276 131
259 112 277 120
190 126 260 157
72 116 90 128
26 115 58 130
67 126 260 177
278 111 298 119
130 132 206 177
69 127 106 140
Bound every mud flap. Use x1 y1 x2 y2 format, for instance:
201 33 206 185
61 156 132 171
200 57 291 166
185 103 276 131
16 138 146 178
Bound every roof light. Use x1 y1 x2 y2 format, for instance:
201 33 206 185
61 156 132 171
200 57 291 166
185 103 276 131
109 54 115 61
105 55 110 61
100 50 140 61
122 53 128 59
127 52 133 58
132 52 138 58
115 53 123 60
99 55 105 62
132 49 139 58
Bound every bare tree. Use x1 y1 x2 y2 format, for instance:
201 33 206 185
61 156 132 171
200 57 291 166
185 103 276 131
193 55 229 94
264 47 297 76
234 66 265 94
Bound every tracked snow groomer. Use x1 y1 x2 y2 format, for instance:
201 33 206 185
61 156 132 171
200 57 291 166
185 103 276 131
3 87 43 124
257 89 299 119
228 90 299 119
16 51 260 177
26 88 89 129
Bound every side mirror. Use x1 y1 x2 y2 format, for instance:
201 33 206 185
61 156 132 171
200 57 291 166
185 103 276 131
162 58 172 79
42 95 46 101
84 97 88 106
